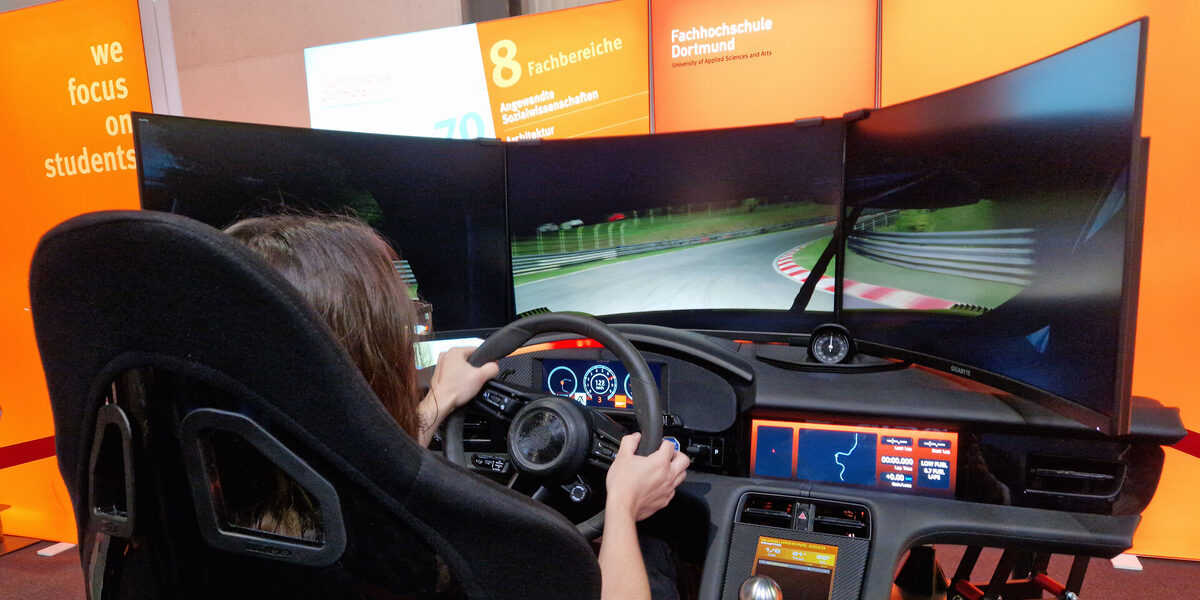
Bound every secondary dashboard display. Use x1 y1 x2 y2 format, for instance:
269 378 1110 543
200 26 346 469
750 419 957 497
751 536 837 600
541 358 662 410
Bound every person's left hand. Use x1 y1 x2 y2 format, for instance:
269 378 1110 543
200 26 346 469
417 347 498 446
429 346 499 414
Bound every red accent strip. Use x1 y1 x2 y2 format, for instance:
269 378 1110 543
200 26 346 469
0 436 57 470
1033 573 1067 596
509 338 604 356
954 580 984 600
1171 429 1200 459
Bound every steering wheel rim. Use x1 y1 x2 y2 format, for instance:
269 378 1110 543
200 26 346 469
444 312 664 539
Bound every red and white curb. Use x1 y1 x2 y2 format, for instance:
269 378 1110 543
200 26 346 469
774 246 957 310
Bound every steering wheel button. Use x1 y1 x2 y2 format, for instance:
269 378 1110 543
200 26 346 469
470 454 510 473
593 440 618 458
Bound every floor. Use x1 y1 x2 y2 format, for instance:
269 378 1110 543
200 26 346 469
1 539 84 600
2 539 1199 599
887 545 1200 600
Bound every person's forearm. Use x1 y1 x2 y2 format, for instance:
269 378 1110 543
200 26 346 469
598 509 651 600
416 390 446 447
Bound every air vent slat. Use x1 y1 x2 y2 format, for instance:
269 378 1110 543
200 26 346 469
1025 455 1125 499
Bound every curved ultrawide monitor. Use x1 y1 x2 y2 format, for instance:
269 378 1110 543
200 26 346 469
133 113 513 333
838 19 1147 434
506 120 845 334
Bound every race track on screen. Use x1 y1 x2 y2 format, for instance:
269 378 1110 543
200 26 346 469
515 226 887 315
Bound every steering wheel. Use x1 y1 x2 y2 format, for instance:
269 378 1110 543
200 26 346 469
444 312 664 539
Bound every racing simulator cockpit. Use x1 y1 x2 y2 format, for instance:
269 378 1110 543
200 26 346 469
39 17 1184 600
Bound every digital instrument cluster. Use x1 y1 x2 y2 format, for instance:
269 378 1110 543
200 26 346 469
541 358 663 410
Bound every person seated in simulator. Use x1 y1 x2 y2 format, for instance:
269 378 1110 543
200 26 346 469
224 213 689 600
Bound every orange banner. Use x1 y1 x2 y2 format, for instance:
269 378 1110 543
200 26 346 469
0 0 152 542
475 0 649 141
651 0 876 132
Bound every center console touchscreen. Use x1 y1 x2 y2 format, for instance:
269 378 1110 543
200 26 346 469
540 358 663 410
751 536 838 600
750 419 958 498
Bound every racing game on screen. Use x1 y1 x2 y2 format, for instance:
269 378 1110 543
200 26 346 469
507 121 844 319
839 20 1144 427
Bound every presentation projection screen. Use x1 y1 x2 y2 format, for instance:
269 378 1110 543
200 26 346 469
305 0 649 141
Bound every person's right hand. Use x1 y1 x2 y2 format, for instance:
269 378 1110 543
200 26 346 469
605 432 689 522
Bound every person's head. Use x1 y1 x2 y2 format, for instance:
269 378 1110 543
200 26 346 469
225 213 423 437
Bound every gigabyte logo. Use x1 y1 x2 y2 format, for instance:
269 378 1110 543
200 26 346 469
950 365 972 377
243 543 292 557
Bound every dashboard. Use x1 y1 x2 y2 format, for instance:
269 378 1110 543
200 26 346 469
459 323 1183 600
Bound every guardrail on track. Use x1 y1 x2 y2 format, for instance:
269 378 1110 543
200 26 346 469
848 228 1035 286
513 218 830 276
852 209 900 232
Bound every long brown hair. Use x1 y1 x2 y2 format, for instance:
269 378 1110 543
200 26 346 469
226 214 423 437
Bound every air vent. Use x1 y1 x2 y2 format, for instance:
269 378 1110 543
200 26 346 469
812 502 871 539
462 413 495 450
1025 454 1125 499
737 494 872 538
738 494 797 528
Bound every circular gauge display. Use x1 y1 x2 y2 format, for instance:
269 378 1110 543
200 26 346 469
583 365 618 401
623 374 633 401
546 366 578 397
809 324 855 365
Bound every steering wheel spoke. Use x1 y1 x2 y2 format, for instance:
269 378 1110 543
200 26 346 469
474 378 541 422
583 410 629 470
